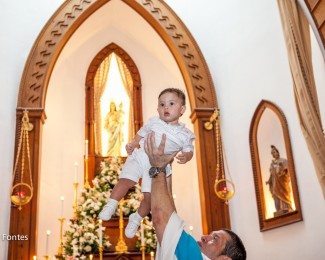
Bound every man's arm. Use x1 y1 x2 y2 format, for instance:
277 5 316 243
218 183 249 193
144 132 177 243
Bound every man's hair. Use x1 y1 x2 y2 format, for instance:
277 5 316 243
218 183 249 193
221 229 247 260
158 88 186 105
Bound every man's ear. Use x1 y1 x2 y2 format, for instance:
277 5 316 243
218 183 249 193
217 256 231 260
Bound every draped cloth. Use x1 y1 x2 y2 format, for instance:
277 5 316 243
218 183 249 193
116 54 135 142
277 0 325 198
94 54 112 154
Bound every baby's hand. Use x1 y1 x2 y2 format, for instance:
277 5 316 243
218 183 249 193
176 152 187 164
125 142 135 155
176 151 193 164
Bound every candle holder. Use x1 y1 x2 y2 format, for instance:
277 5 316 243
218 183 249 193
73 182 78 218
99 246 103 260
43 255 50 260
141 245 145 260
10 110 34 210
115 200 128 253
55 217 65 258
84 158 90 189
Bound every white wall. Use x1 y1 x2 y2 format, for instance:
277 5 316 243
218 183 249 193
165 0 325 259
0 0 64 258
1 0 325 259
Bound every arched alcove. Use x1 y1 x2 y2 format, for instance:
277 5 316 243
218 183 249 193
249 100 302 231
10 0 230 258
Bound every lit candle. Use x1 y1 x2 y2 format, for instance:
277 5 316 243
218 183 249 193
189 225 193 234
222 186 228 194
98 219 102 247
89 255 93 260
140 221 145 246
46 230 51 255
172 194 176 200
74 162 78 182
33 256 37 260
17 191 25 197
85 140 89 160
60 196 64 218
150 251 154 260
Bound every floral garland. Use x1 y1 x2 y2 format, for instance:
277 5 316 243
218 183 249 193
63 157 157 258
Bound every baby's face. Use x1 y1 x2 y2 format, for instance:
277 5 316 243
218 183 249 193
157 92 185 125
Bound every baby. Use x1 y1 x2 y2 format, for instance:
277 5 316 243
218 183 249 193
98 88 195 238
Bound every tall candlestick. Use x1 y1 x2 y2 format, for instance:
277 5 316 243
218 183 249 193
140 221 145 246
60 196 64 218
46 230 51 255
74 162 78 182
98 219 103 247
85 140 88 160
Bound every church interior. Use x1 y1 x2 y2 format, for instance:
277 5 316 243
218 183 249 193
1 0 325 259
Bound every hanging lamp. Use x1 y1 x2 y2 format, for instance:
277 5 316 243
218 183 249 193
204 109 235 205
10 110 34 210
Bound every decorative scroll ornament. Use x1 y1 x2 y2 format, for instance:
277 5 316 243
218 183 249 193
10 110 34 210
204 109 235 204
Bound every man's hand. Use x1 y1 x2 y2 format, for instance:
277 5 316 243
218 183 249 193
144 132 177 167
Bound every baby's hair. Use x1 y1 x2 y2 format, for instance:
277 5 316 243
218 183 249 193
158 88 186 105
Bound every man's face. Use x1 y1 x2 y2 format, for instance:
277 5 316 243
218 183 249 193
197 230 231 259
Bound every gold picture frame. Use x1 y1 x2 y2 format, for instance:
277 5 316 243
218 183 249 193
249 100 302 231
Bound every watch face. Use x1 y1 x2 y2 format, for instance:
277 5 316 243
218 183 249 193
149 167 157 178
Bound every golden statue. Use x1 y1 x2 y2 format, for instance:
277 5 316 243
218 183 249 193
104 101 125 156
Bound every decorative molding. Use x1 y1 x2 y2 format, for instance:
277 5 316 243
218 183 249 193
137 0 216 107
19 0 95 107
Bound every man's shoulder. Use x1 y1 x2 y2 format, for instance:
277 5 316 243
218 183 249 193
175 231 202 260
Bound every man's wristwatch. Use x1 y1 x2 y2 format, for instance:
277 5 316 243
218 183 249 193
149 167 166 178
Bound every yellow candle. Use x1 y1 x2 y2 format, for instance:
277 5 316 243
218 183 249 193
140 221 145 246
98 219 102 247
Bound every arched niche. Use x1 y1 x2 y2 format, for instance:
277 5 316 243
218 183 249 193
249 100 302 231
10 0 229 258
85 42 143 181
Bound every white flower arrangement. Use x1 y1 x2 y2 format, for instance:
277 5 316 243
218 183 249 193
63 157 157 258
135 216 158 252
